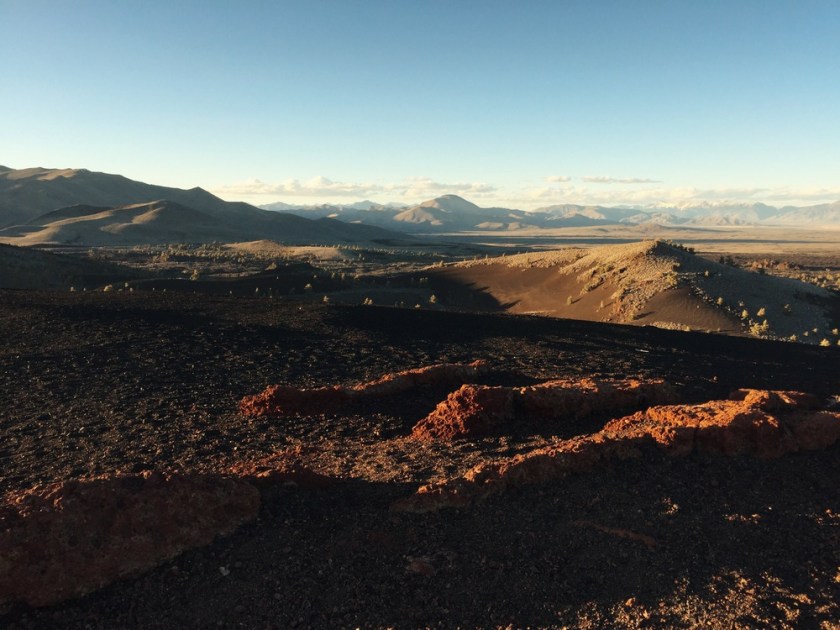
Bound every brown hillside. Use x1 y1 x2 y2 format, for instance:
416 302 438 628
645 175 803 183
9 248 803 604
0 243 140 289
427 240 838 342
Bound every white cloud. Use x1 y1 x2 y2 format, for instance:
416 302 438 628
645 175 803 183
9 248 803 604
213 177 383 197
515 184 840 208
581 176 662 184
395 177 497 198
213 176 496 200
212 175 840 210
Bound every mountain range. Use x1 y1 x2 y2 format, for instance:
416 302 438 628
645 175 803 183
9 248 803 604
262 195 840 232
0 166 403 246
2 166 838 247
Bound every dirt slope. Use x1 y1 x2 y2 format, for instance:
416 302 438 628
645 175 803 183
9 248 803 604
428 240 838 342
0 243 141 289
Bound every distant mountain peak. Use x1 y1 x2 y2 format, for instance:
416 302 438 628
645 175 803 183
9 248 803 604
418 194 481 212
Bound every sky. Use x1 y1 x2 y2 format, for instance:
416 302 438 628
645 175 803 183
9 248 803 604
2 0 839 209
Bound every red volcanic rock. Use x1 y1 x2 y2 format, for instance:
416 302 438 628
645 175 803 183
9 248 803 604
240 384 347 418
394 388 840 513
410 377 676 441
730 388 822 411
347 360 490 396
0 471 259 609
603 389 835 458
392 434 647 513
785 411 840 451
229 453 333 488
516 377 676 419
411 385 515 441
240 360 490 418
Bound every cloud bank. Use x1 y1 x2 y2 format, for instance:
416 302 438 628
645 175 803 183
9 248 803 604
581 176 662 184
514 184 840 208
214 176 497 200
212 174 840 210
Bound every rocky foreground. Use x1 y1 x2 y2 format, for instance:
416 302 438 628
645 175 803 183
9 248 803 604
1 291 838 628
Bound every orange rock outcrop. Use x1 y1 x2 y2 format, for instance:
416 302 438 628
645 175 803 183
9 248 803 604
229 451 333 488
410 378 677 440
0 455 332 610
0 471 259 608
240 360 491 417
393 389 840 513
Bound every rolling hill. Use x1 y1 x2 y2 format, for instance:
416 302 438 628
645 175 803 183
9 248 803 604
423 240 839 343
0 167 407 246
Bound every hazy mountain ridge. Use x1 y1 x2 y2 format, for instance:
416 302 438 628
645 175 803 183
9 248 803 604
262 195 840 232
0 167 407 246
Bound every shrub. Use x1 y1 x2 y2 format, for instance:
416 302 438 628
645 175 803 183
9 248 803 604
819 338 831 347
756 307 766 317
749 320 770 336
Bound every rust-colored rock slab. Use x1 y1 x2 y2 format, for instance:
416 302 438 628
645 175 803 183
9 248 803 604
410 377 677 441
410 384 515 441
240 360 490 417
517 377 676 419
394 388 840 513
229 452 333 488
0 471 259 609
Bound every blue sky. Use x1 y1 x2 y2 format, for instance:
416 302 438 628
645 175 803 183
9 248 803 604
2 0 839 208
